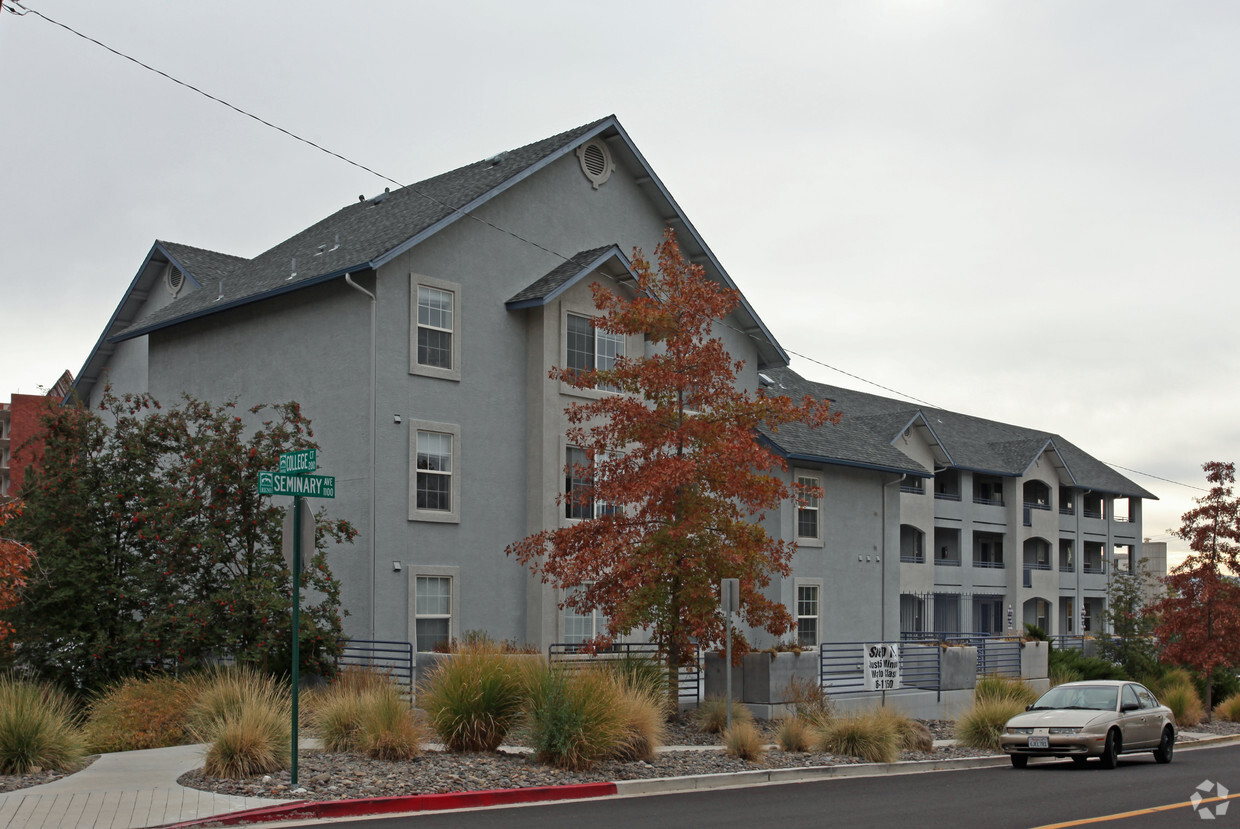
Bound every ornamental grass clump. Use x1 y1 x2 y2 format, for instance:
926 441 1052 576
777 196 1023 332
609 677 667 762
955 697 1024 751
521 665 626 770
606 655 670 716
83 674 194 753
358 690 428 761
692 695 752 734
817 709 898 764
419 641 530 752
784 675 834 729
1215 692 1240 723
187 665 288 736
202 700 291 778
723 719 766 761
775 715 812 753
873 706 933 752
1158 680 1204 728
310 668 394 753
974 674 1038 708
0 674 85 774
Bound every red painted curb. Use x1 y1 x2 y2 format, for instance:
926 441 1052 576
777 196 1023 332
160 782 619 828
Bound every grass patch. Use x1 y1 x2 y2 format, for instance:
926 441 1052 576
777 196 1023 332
418 644 531 752
873 707 933 752
723 720 765 761
974 674 1038 708
0 675 85 774
187 666 289 737
1215 693 1240 723
692 696 752 734
955 697 1025 751
202 700 291 778
609 678 667 763
818 710 898 763
358 691 427 761
309 668 396 753
521 666 626 770
1159 681 1204 728
775 715 812 753
83 675 193 753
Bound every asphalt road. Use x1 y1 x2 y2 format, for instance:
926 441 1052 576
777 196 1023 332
310 741 1240 829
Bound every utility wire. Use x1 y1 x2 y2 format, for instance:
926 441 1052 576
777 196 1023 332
8 0 1199 495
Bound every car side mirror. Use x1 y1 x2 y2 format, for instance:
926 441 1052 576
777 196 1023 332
1121 701 1139 712
1026 704 1033 711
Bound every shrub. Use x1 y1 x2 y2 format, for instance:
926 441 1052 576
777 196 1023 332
1049 664 1082 688
358 690 427 761
309 668 394 753
818 710 898 763
723 720 765 761
1023 623 1048 641
783 675 833 728
0 675 85 774
609 678 667 762
974 674 1038 708
1159 681 1204 728
775 716 812 753
606 655 670 714
692 696 752 734
955 697 1025 751
83 675 194 753
1215 693 1240 723
187 666 288 737
418 644 531 752
1048 647 1127 681
202 700 291 778
521 666 626 770
873 707 932 752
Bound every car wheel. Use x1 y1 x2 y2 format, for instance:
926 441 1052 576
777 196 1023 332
1153 727 1174 764
1100 729 1120 769
1011 754 1028 768
1071 755 1089 767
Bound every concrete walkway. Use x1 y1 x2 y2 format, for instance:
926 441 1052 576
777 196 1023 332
0 744 286 829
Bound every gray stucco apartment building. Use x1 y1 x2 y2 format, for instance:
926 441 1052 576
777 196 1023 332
72 116 1155 654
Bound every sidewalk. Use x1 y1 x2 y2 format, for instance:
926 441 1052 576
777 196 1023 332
0 731 1234 829
0 745 285 829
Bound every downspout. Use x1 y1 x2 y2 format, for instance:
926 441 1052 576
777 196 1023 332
345 273 378 642
882 474 906 641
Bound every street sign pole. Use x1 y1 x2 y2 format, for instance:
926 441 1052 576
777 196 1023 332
291 494 302 786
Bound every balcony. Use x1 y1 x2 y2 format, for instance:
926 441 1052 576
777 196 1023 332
972 559 1005 569
935 491 961 502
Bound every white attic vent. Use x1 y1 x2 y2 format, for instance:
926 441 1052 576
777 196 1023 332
164 263 186 297
576 139 614 189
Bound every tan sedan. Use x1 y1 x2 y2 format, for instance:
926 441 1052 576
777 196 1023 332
1000 679 1176 768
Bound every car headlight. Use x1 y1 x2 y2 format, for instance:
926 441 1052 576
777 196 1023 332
1048 727 1081 735
1006 727 1033 735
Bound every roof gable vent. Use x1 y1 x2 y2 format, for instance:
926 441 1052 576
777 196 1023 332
164 263 186 297
576 139 614 189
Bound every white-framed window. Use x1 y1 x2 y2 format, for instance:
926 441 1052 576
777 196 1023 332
566 312 624 391
564 446 618 520
562 585 605 644
795 471 823 546
796 581 822 647
410 275 461 381
410 566 459 652
409 420 460 523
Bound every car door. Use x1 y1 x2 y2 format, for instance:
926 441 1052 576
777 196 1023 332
1119 683 1156 747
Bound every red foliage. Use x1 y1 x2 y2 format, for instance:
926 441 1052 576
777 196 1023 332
0 499 35 641
507 230 838 674
1149 461 1240 710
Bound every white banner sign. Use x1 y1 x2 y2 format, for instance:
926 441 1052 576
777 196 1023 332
863 643 900 691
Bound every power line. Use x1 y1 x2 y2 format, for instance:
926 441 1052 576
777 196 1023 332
9 1 1199 497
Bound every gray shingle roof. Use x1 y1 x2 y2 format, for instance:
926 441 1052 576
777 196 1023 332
760 367 1155 499
157 241 248 287
112 117 615 341
506 245 622 308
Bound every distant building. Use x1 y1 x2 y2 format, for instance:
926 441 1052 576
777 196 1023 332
1136 540 1169 606
0 371 71 498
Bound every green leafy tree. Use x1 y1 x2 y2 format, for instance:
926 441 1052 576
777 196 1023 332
1101 556 1160 679
6 391 352 691
507 230 837 694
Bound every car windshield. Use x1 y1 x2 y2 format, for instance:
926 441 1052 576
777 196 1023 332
1031 685 1118 711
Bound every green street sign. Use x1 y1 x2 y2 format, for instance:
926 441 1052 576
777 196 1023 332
258 471 335 498
278 449 317 475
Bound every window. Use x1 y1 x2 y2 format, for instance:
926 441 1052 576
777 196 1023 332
410 276 460 380
566 312 623 390
565 447 618 520
563 586 604 644
795 472 822 545
796 583 820 647
410 567 459 652
409 420 460 522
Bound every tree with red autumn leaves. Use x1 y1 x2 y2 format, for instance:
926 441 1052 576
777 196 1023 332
507 230 838 692
1148 460 1240 713
0 499 35 643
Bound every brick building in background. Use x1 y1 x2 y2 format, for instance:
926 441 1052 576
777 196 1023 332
0 371 71 498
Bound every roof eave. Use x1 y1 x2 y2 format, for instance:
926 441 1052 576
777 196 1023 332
505 245 632 310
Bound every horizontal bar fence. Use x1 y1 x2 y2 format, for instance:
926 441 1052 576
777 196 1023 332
1051 634 1087 653
548 642 701 704
339 639 415 697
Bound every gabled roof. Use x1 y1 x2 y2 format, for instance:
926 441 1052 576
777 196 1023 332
506 245 632 309
102 115 788 368
760 367 1156 499
72 240 247 403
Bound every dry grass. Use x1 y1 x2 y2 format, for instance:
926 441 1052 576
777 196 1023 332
1159 681 1205 728
609 679 667 763
358 691 428 761
0 675 85 774
955 697 1025 751
521 666 627 770
723 720 766 761
202 701 291 778
974 674 1038 708
818 710 898 763
873 706 933 752
692 696 752 734
418 644 533 752
775 715 812 753
783 675 834 728
1215 693 1240 723
186 666 288 737
83 675 194 753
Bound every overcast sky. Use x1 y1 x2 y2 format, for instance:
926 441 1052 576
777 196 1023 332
2 1 1234 564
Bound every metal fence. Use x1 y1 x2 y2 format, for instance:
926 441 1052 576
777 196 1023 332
548 642 701 704
818 640 943 700
339 639 415 697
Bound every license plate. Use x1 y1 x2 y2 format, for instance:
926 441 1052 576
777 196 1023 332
1028 736 1049 749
